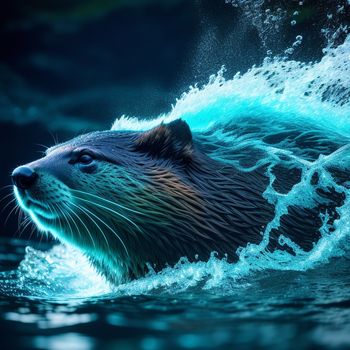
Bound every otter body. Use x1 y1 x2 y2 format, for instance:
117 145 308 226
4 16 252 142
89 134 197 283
12 119 347 283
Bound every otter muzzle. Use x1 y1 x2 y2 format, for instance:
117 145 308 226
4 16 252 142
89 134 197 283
12 166 38 190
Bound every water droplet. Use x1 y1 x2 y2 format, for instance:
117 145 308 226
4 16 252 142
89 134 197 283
291 20 297 26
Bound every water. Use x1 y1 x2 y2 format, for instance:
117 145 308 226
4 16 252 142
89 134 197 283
2 1 350 349
1 240 350 349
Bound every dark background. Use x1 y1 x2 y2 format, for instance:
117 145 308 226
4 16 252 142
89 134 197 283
1 0 349 238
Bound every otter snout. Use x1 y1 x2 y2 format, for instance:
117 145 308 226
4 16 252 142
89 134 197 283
12 166 38 190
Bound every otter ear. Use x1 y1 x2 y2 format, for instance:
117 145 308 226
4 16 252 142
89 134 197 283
135 119 193 162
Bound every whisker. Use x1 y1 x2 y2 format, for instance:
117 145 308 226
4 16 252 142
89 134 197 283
14 205 21 217
11 203 34 240
66 203 96 249
39 204 55 244
74 196 142 233
70 189 144 215
78 203 129 258
48 130 59 146
19 216 31 228
34 143 49 151
51 203 64 237
0 185 13 193
61 204 83 242
53 203 76 242
71 203 110 248
0 192 14 204
16 214 27 226
30 224 37 238
17 209 24 231
68 202 110 250
19 219 33 238
28 222 37 241
2 197 17 213
39 227 44 245
4 204 19 225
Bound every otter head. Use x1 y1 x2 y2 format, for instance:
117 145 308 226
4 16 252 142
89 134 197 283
12 119 203 283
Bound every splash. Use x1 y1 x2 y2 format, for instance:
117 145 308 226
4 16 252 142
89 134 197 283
0 245 112 299
112 36 350 134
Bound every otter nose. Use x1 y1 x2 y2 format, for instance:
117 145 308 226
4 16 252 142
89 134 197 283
12 166 38 190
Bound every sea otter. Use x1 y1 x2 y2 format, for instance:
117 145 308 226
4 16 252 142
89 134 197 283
12 119 347 284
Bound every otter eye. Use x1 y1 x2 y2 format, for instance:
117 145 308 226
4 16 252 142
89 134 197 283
77 153 94 165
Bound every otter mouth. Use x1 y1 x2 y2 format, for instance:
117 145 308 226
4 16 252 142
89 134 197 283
14 187 57 221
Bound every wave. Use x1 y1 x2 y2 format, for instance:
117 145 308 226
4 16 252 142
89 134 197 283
112 36 350 135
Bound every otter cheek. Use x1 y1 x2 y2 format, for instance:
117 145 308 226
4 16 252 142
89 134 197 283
78 163 98 174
